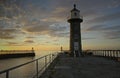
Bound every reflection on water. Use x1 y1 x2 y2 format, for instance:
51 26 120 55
0 51 57 78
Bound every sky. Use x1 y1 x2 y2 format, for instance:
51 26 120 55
0 0 120 51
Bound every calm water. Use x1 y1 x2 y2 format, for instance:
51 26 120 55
0 51 58 78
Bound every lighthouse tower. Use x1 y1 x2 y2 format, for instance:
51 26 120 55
68 4 83 57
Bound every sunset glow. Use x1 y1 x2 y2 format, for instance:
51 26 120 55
0 0 120 51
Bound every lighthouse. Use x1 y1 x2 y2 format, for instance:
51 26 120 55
68 4 83 57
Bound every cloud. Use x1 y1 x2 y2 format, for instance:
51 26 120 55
6 42 18 45
49 23 69 37
0 0 24 19
85 25 105 31
22 25 49 34
0 28 17 39
85 24 120 39
86 12 120 24
82 9 100 18
21 20 69 38
38 7 69 23
3 41 22 46
26 36 35 39
50 23 68 31
24 40 34 43
82 37 96 40
86 24 120 31
0 5 6 18
104 30 120 39
49 31 69 38
108 0 120 8
0 0 29 40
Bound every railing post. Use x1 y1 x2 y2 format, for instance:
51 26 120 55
114 51 116 58
103 51 104 57
95 51 96 56
109 50 110 58
96 50 97 56
101 50 103 56
6 71 9 78
36 60 38 78
102 51 104 56
93 51 95 55
111 51 113 58
99 50 100 56
98 50 100 56
118 50 120 58
99 50 101 56
116 50 118 61
102 50 105 57
110 50 111 58
107 50 109 57
102 51 103 56
108 51 110 57
109 50 111 58
93 51 94 55
106 51 108 57
113 51 115 58
97 51 98 56
109 51 111 58
104 50 107 57
112 51 114 58
49 54 51 63
118 50 120 57
45 56 47 68
52 54 53 61
104 50 106 57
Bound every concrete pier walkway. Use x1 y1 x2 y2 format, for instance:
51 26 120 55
40 53 120 78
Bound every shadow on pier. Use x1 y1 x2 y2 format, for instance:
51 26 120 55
40 52 120 78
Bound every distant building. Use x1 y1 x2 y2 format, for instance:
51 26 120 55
67 4 83 57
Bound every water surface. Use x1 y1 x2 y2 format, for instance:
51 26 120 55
0 51 57 78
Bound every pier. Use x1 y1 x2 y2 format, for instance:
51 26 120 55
40 51 120 78
0 49 35 59
0 50 120 78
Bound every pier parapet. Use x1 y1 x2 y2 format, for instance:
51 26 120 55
84 50 120 61
0 48 35 59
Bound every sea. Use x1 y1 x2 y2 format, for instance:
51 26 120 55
0 51 58 78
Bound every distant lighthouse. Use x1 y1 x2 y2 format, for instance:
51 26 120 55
67 4 83 57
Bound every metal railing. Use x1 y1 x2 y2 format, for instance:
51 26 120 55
85 50 120 61
0 52 59 78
